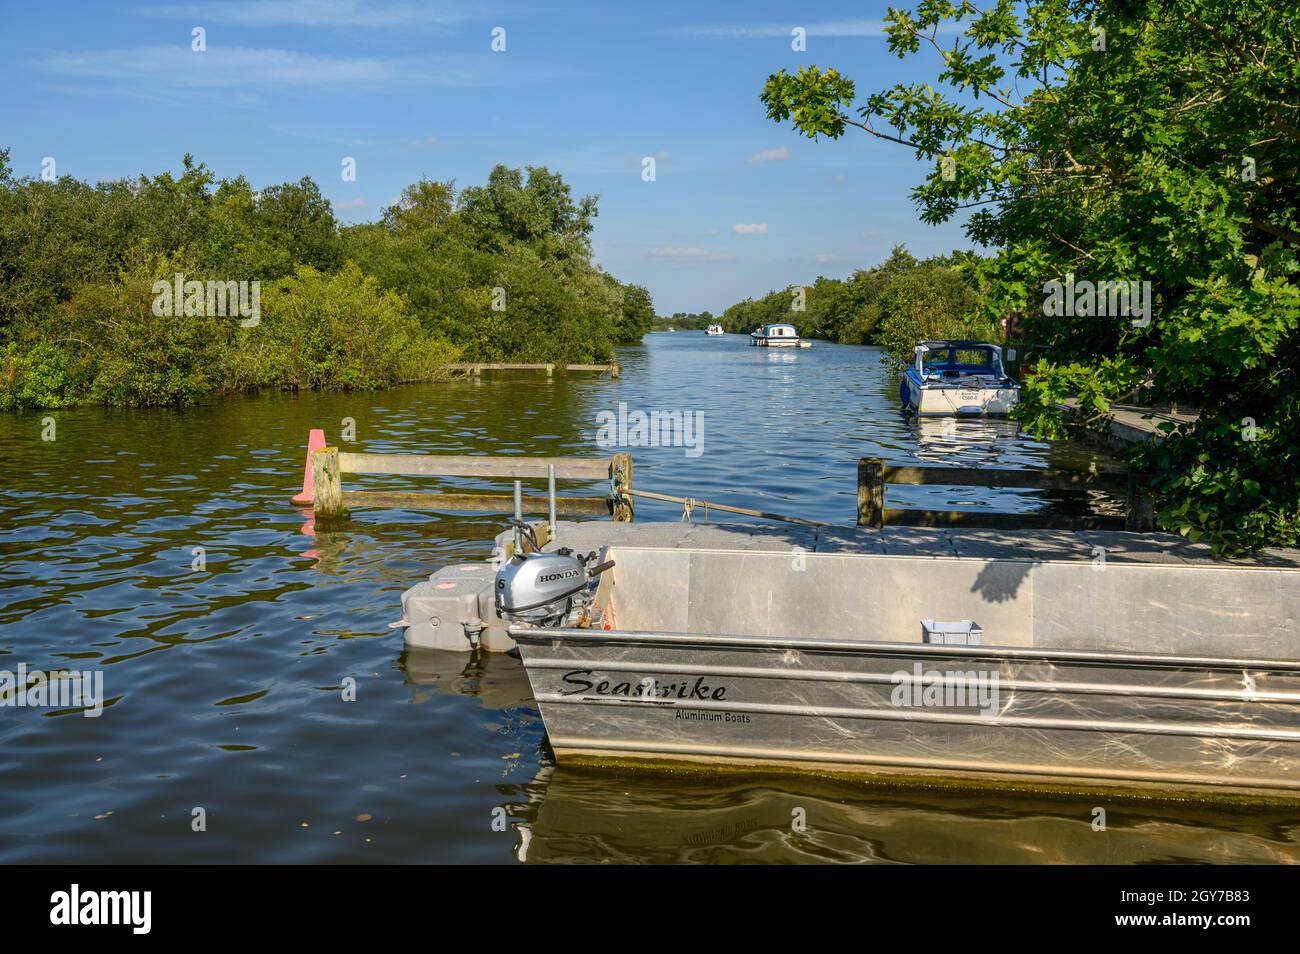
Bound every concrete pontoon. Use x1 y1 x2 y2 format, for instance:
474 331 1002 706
402 521 1300 799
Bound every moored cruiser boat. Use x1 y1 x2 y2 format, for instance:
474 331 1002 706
749 323 801 347
706 323 725 336
901 341 1020 416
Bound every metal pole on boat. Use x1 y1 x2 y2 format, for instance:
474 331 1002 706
547 464 557 541
513 480 523 552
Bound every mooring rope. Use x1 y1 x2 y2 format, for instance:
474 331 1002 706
625 489 826 528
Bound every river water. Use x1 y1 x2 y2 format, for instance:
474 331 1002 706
2 333 1296 863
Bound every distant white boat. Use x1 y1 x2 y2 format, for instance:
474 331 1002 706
900 341 1021 417
706 324 725 336
749 323 801 347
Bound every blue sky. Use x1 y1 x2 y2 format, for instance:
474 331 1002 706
1 0 975 314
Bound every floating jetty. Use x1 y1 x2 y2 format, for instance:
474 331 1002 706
445 362 619 378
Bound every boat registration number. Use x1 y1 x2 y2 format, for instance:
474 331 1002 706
960 390 979 401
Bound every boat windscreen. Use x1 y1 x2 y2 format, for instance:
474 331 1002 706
922 347 1000 375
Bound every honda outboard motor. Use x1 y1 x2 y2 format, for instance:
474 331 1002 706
494 522 614 627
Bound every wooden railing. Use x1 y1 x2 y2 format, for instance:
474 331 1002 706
309 449 633 522
856 457 1154 531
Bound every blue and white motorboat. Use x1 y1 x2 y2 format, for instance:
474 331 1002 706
900 341 1021 416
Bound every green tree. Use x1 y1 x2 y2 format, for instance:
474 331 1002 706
255 262 457 391
0 157 640 408
382 179 457 234
617 283 655 343
761 1 1300 552
877 259 984 362
458 164 598 259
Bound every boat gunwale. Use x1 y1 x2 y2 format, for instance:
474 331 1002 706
902 369 1022 392
590 541 1299 573
508 624 1300 672
518 656 1300 705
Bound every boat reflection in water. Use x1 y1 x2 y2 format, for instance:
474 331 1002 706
503 763 1300 864
911 415 1027 467
906 415 1125 518
397 649 1300 864
399 646 535 712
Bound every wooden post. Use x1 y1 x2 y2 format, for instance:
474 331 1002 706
611 452 634 522
858 457 884 527
311 446 345 519
611 362 620 379
546 363 554 379
1125 472 1155 532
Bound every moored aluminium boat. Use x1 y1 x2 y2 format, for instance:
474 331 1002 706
504 538 1300 799
901 341 1020 416
749 323 801 347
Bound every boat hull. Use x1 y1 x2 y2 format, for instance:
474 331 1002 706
513 628 1300 798
750 336 801 347
903 376 1020 416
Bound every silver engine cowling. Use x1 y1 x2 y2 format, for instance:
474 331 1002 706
495 548 613 627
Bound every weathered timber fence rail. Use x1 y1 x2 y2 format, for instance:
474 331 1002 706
309 448 633 521
297 441 1152 533
446 362 620 378
856 457 1154 532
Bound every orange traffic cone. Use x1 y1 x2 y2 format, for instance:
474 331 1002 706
291 429 327 505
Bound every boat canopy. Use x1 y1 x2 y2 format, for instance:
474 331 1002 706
914 341 1008 378
762 324 798 336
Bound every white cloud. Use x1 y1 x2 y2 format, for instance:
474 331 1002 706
334 197 368 209
408 135 440 147
649 246 731 261
732 223 768 234
746 147 790 165
815 253 838 263
41 45 485 89
136 1 474 28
